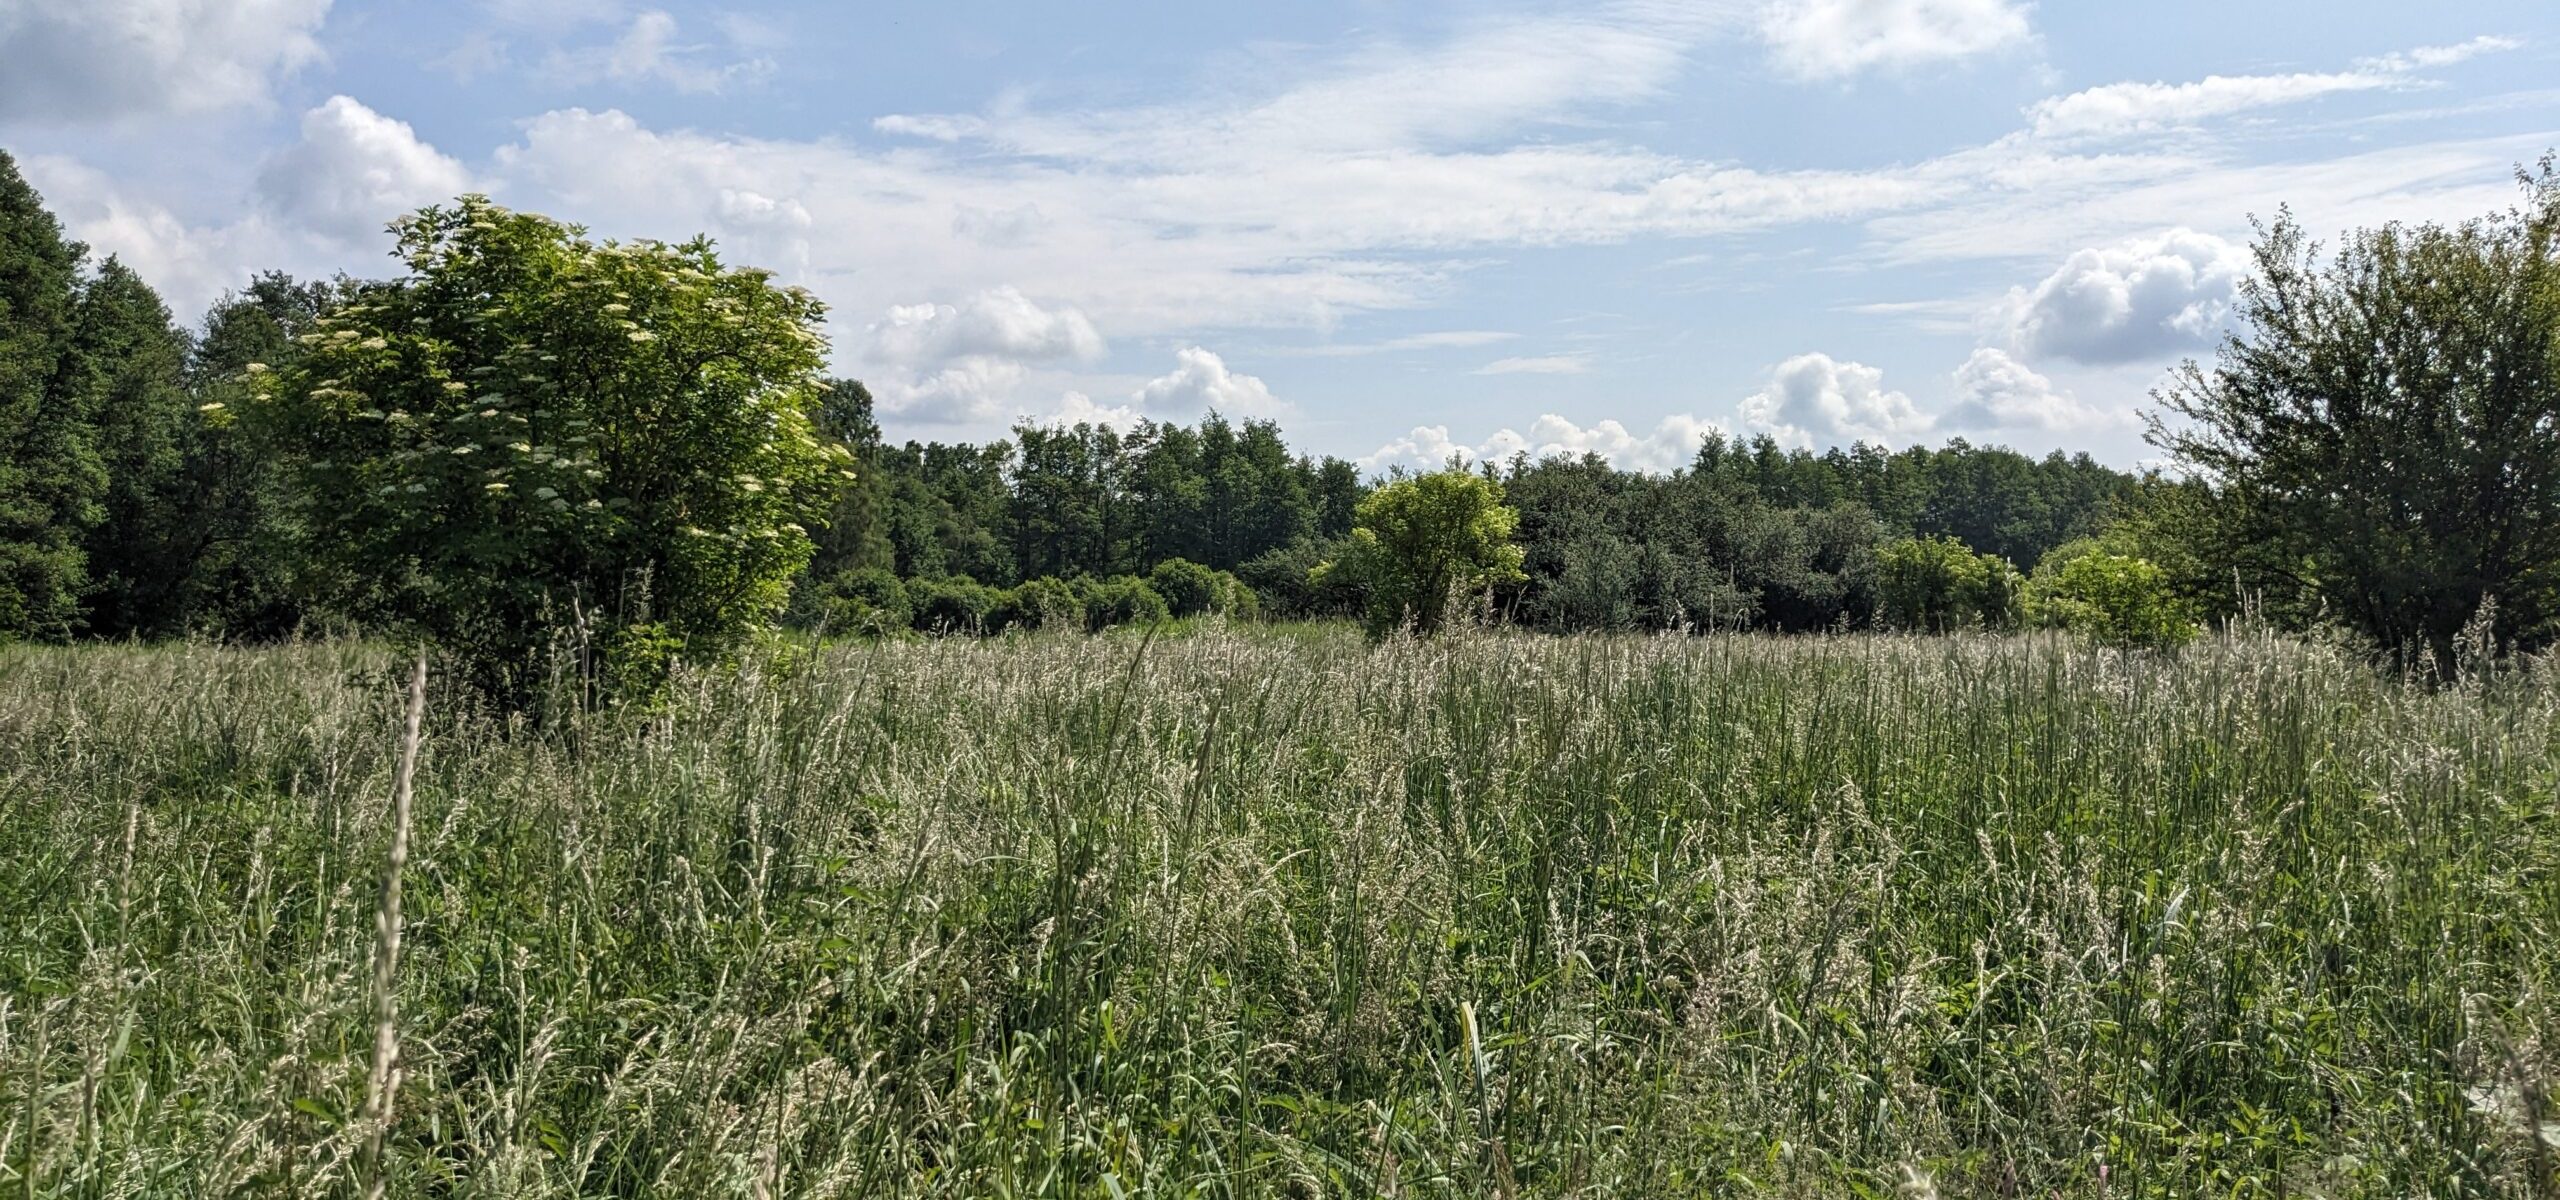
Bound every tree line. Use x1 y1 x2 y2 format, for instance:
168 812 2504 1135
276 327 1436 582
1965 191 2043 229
6 144 2558 685
797 380 2141 635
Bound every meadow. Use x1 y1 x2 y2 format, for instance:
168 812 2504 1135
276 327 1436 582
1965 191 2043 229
1 627 2554 1197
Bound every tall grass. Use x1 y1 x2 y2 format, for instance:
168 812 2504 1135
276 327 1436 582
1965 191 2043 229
0 627 2553 1196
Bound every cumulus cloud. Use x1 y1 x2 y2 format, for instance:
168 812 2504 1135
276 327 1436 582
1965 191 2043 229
0 0 331 122
1475 354 1592 376
1134 347 1285 418
1361 413 1722 474
2006 228 2248 364
1943 348 2124 432
869 287 1105 368
1737 353 1934 447
1051 390 1147 430
868 358 1034 424
1757 0 2032 81
2027 35 2522 139
16 155 323 322
854 288 1106 422
540 10 773 94
256 96 473 244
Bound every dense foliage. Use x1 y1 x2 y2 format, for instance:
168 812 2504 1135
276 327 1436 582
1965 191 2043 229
2154 164 2560 671
1319 468 1527 635
1876 534 2024 632
241 197 849 699
9 154 2560 672
0 151 113 640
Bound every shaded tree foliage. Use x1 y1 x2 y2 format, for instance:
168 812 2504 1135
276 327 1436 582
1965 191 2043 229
2152 165 2560 669
0 150 103 640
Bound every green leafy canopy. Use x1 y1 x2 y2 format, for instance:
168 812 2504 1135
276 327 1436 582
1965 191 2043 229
1318 469 1526 636
241 195 852 698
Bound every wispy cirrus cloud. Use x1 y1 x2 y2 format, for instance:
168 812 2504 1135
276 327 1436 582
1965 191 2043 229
1476 354 1593 376
2027 34 2523 139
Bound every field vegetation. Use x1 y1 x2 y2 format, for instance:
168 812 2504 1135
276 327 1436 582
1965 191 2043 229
4 627 2555 1197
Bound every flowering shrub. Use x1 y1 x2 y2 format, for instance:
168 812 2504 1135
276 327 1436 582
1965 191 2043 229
242 195 849 703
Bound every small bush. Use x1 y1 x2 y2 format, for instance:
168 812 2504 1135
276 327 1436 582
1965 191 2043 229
2031 543 2199 647
802 568 909 637
992 576 1083 633
1877 535 2021 632
1221 577 1260 620
1074 575 1170 632
906 576 998 634
1240 538 1360 619
1148 558 1225 618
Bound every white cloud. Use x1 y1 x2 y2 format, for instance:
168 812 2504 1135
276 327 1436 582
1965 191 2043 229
1361 412 1724 474
1051 390 1147 430
16 155 321 322
2029 72 2400 140
1475 354 1592 376
0 0 331 122
1517 413 1723 471
2028 34 2523 140
1133 346 1285 418
2005 228 2248 364
1757 0 2032 81
1294 330 1518 357
855 288 1105 423
1738 352 1934 447
2357 35 2525 74
540 10 772 94
868 358 1032 424
1361 425 1476 472
1943 347 2123 432
256 96 473 244
869 287 1105 368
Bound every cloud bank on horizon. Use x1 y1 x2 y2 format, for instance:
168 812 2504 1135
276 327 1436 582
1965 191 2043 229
3 0 2552 471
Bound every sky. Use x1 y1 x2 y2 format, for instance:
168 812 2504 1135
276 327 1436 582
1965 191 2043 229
3 0 2555 472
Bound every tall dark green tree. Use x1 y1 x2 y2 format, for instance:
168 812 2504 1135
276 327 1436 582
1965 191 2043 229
804 378 896 579
2152 165 2560 669
70 258 193 637
0 150 103 640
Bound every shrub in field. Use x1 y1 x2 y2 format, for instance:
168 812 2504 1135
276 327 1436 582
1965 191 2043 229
991 576 1082 632
238 195 850 703
1147 557 1255 620
1877 535 2023 631
1315 468 1526 636
2032 541 2199 646
1147 557 1225 618
801 567 908 637
905 575 997 634
1220 576 1260 619
1239 536 1360 619
1074 574 1170 631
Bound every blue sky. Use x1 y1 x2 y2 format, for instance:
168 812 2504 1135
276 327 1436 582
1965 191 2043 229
4 1 2555 470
